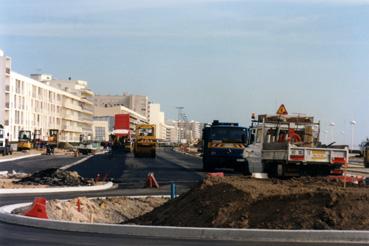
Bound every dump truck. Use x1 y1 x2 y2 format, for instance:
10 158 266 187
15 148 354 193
202 120 249 174
17 130 32 151
133 124 156 158
0 124 11 155
243 105 349 177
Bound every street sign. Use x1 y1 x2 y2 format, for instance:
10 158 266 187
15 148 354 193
276 104 288 115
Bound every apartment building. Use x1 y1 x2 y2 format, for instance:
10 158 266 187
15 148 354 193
93 94 149 118
148 103 173 141
167 120 203 144
0 50 94 142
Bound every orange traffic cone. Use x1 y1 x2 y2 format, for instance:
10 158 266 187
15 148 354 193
24 197 48 219
146 172 160 188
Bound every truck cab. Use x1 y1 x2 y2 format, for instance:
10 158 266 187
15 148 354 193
202 120 249 174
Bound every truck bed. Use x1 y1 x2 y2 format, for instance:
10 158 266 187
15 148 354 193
262 144 348 165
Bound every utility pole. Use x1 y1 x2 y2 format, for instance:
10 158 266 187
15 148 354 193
176 107 184 144
350 120 357 151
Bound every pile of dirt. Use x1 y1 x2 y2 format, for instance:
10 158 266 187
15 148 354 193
15 168 94 186
14 196 168 224
129 176 369 230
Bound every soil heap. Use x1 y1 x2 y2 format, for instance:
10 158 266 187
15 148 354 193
14 196 168 224
129 176 369 230
15 168 93 186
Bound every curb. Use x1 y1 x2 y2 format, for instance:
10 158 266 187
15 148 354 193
173 149 202 159
0 153 42 163
0 200 369 243
0 182 114 194
60 151 107 170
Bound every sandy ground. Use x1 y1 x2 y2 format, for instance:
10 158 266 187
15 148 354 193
0 179 48 188
14 196 168 224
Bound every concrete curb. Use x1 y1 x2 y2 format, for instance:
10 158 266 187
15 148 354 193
0 200 369 243
0 153 42 163
0 182 114 194
173 149 202 159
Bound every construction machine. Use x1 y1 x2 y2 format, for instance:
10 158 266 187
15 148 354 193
17 130 32 151
45 129 59 155
33 129 43 149
133 124 156 158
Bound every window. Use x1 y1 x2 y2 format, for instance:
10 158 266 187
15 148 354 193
95 127 105 141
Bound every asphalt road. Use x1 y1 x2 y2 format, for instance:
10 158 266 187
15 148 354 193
0 149 367 245
0 155 85 173
69 148 204 187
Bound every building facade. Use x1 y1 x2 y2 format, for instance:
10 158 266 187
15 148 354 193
94 105 148 138
148 103 173 142
93 94 149 118
0 50 94 143
167 120 203 144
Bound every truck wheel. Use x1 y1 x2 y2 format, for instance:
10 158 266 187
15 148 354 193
263 162 278 178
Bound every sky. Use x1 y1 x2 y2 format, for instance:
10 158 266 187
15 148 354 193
0 0 368 146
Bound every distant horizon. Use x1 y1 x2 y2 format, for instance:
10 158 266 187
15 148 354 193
1 0 367 146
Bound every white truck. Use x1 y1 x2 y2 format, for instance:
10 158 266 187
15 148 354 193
243 107 348 177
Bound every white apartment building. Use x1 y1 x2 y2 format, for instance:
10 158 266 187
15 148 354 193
148 103 172 141
93 94 149 118
167 120 203 144
0 50 94 143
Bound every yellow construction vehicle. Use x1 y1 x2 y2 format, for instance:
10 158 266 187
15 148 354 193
47 129 59 148
133 124 156 158
17 130 32 151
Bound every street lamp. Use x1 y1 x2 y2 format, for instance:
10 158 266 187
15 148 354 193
329 122 336 143
350 120 357 151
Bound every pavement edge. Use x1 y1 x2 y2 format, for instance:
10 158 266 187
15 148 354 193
0 201 368 243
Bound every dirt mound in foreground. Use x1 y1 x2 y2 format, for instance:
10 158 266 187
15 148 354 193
129 177 369 230
15 168 93 186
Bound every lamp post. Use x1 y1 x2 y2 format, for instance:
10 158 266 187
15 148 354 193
350 120 357 151
329 122 336 143
323 130 329 144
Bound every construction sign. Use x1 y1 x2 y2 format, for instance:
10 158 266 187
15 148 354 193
276 104 288 115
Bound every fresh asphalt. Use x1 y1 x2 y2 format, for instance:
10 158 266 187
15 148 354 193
0 149 367 245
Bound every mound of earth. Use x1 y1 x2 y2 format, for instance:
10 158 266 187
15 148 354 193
15 168 94 186
14 196 168 224
128 176 369 230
